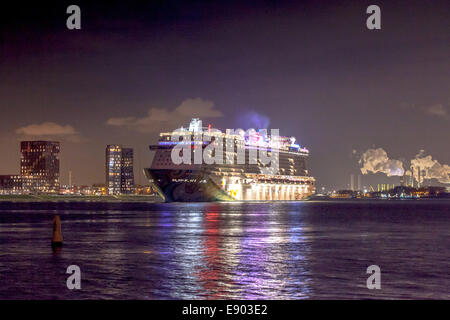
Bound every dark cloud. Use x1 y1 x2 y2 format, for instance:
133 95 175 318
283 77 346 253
106 98 223 133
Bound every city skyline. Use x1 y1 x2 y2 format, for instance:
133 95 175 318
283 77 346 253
1 0 449 189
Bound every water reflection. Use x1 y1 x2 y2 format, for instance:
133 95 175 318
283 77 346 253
0 201 448 299
168 203 313 299
233 206 311 299
196 206 223 299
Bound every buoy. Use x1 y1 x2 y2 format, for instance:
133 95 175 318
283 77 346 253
51 215 63 247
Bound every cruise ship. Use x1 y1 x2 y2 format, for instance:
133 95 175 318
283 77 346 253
145 118 315 202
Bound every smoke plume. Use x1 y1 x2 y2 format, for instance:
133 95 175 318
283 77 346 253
359 148 405 176
236 111 270 129
410 150 450 184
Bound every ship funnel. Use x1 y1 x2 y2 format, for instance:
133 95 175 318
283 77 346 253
189 118 202 132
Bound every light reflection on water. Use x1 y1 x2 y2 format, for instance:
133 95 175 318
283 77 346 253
0 200 449 299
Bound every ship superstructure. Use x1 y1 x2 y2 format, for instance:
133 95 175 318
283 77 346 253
145 118 315 202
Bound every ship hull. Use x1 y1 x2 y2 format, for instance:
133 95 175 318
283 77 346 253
144 168 314 202
144 169 234 202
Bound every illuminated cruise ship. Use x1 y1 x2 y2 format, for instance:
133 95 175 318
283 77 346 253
145 118 315 202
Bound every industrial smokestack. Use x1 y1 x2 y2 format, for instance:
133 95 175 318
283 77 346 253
409 172 414 187
417 167 421 188
350 174 354 191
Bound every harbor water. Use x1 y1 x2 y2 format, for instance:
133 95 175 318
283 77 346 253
0 200 448 299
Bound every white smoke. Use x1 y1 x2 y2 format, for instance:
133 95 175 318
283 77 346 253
359 148 405 177
359 148 450 184
410 150 450 184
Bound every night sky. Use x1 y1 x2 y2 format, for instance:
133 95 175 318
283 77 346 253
1 0 449 189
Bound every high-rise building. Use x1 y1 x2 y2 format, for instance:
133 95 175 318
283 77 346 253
106 145 135 195
106 145 122 194
0 175 22 194
120 147 135 194
20 141 60 193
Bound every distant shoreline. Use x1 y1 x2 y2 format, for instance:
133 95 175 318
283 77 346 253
0 194 163 203
0 194 448 203
309 197 450 201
